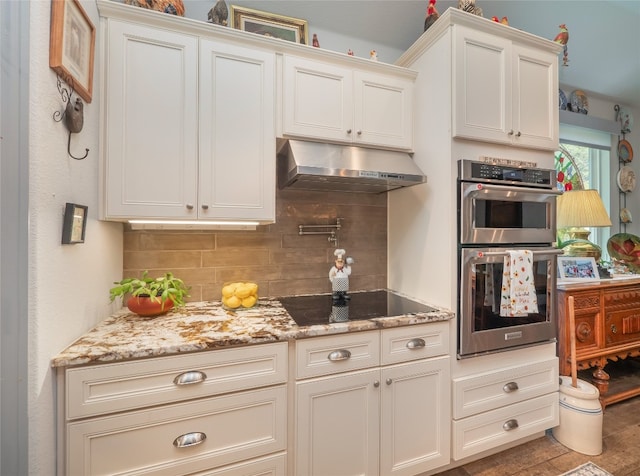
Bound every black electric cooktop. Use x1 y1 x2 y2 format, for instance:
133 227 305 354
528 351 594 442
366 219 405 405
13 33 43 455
278 290 437 327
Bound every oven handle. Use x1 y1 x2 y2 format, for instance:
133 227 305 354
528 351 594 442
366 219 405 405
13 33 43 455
467 182 563 196
472 249 565 258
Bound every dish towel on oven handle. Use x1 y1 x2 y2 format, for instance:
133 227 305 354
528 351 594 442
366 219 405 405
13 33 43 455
500 250 538 317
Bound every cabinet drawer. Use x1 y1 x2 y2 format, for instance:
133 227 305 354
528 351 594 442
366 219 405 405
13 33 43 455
603 286 640 308
452 392 558 460
67 385 287 476
295 331 380 379
606 308 640 346
66 342 287 419
381 322 449 365
452 357 558 419
173 452 286 476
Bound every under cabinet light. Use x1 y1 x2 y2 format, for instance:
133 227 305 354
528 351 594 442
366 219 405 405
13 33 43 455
127 219 260 230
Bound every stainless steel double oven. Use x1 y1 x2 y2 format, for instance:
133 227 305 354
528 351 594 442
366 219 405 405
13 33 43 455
457 159 563 358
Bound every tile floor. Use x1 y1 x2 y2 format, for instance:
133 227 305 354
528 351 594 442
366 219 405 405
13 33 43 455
435 395 640 476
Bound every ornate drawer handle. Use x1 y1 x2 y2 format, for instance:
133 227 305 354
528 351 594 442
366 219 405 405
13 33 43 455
328 349 351 361
503 381 519 393
611 324 617 334
173 432 207 448
406 338 426 349
173 370 207 386
502 419 519 431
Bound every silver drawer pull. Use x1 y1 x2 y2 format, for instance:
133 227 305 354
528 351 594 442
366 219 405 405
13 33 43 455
328 349 351 361
173 371 207 386
502 419 519 431
173 432 207 448
406 338 426 349
502 381 519 393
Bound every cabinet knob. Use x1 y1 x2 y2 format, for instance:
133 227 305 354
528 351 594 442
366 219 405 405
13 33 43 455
515 131 521 137
508 129 514 136
611 324 617 334
173 370 207 386
502 419 519 431
346 129 352 134
386 378 393 385
357 130 362 135
186 203 194 210
374 380 380 388
502 381 519 393
201 204 209 210
173 432 207 448
328 349 351 361
406 338 426 349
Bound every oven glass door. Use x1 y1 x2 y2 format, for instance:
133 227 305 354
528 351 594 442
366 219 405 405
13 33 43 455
459 182 562 245
458 247 562 358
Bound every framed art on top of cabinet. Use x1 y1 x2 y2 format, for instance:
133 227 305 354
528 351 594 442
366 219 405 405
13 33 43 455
49 0 96 103
230 5 308 45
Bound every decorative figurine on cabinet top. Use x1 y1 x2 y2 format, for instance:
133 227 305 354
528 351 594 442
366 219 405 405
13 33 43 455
207 0 228 26
312 33 320 47
457 0 483 17
370 50 378 61
424 0 439 32
125 0 185 16
553 24 569 66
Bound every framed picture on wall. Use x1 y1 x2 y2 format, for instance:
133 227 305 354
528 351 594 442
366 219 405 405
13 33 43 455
230 5 308 45
49 0 96 103
557 256 599 281
61 203 88 244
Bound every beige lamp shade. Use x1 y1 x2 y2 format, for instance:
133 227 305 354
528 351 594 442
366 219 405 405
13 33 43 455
557 189 612 228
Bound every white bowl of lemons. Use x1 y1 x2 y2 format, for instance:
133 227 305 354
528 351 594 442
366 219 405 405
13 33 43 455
221 282 258 309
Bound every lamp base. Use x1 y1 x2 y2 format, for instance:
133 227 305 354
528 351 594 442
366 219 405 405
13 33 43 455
561 239 602 262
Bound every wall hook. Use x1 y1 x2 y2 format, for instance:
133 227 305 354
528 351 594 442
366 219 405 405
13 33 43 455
52 75 90 160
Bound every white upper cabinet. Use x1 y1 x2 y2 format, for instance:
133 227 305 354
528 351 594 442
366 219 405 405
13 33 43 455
282 55 414 150
199 40 275 222
100 11 275 224
102 21 199 220
453 24 558 150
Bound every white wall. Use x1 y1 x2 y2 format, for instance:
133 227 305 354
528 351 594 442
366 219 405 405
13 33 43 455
28 2 122 473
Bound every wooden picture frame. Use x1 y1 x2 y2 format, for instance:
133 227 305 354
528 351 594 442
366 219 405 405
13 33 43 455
49 0 96 103
557 256 599 281
230 5 308 45
62 203 88 244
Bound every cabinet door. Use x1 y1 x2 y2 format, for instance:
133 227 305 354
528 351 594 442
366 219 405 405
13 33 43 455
295 368 379 476
512 44 558 150
354 71 413 150
199 40 275 222
453 25 511 145
103 20 198 219
380 356 450 476
282 55 354 144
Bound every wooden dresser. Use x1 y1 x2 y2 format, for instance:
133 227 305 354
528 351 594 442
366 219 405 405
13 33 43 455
557 278 640 407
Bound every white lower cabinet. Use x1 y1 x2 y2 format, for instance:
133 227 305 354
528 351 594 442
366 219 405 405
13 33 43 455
58 343 288 475
451 357 559 461
294 323 451 476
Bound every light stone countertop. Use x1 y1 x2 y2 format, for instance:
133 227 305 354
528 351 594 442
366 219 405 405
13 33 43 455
51 298 454 368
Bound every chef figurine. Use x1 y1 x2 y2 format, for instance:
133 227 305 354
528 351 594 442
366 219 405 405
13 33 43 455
329 249 354 298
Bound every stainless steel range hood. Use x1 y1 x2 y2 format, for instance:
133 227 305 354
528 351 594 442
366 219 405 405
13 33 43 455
277 140 427 193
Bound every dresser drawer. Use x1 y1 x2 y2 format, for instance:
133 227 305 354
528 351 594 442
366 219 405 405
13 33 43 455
66 342 287 419
606 308 640 346
452 357 558 419
66 385 287 476
452 392 558 460
295 331 380 379
602 286 640 309
380 322 449 365
189 453 286 476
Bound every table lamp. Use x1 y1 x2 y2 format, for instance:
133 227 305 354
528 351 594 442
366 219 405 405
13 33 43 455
556 189 612 261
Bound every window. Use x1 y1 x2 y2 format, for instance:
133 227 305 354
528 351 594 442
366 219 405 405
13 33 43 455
557 124 613 259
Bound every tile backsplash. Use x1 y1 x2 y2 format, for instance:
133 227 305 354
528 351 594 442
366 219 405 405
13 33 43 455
123 189 388 301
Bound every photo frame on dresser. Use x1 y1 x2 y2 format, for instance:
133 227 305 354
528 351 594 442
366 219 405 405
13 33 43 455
557 256 599 281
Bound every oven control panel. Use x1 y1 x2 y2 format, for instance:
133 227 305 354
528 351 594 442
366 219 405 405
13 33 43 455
458 159 555 189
